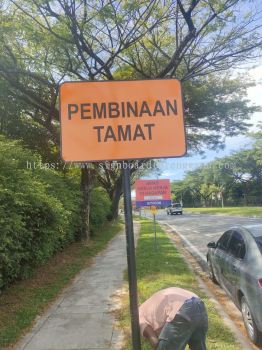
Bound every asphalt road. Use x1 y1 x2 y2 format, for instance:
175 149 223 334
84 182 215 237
154 210 262 266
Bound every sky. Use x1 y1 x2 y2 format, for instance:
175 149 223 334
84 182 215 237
153 65 262 181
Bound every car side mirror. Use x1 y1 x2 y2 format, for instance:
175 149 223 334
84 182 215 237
207 241 216 248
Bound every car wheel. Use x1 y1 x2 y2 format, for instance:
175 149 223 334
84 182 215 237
207 258 218 284
241 296 262 346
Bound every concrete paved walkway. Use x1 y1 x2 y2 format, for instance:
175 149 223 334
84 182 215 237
16 223 139 350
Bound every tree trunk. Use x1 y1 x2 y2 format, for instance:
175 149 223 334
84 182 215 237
242 183 249 206
190 191 195 207
243 193 248 206
110 176 123 219
80 166 92 240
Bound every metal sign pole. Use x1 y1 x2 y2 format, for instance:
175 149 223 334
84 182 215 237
122 165 141 350
153 214 157 252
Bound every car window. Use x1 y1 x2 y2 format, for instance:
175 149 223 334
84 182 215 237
172 204 181 208
217 231 231 251
254 236 262 255
227 231 246 259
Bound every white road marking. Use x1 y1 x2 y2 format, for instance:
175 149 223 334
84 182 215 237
163 222 206 262
205 233 222 237
244 224 262 228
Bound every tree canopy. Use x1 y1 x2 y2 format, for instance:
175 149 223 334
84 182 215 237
0 0 261 221
1 0 261 152
172 128 262 207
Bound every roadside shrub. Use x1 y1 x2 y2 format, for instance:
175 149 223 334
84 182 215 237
34 170 82 249
90 187 111 233
0 136 81 289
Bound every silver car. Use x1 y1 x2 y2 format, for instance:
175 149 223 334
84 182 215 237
207 225 262 346
166 203 183 215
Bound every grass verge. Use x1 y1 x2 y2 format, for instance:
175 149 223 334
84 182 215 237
184 206 262 217
0 219 123 349
117 218 242 350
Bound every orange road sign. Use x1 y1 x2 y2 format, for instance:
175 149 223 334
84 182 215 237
150 206 157 215
60 79 186 162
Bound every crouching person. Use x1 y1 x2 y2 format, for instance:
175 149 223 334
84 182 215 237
139 287 208 350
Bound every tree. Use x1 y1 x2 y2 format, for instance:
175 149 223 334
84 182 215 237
0 0 261 225
182 75 259 152
219 149 262 205
249 123 262 165
199 183 220 207
171 180 190 204
176 134 262 207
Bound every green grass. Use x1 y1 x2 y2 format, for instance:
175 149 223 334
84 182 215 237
118 218 242 349
185 206 262 217
0 219 123 349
